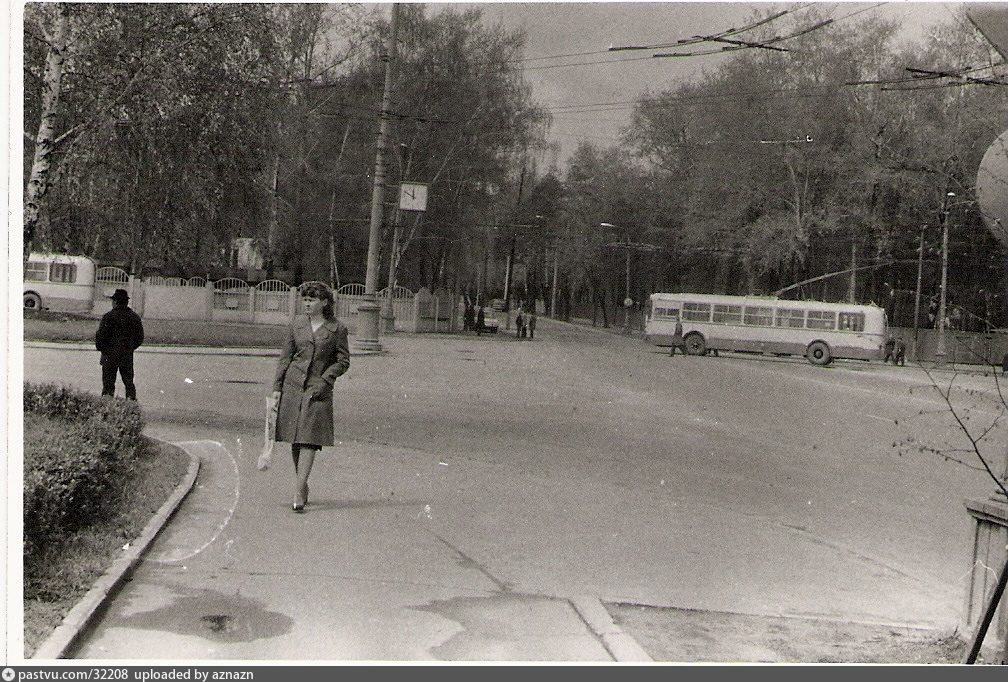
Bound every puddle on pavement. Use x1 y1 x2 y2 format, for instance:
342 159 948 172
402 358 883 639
111 587 293 643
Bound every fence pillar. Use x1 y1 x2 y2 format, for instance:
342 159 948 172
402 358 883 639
963 495 1008 663
128 276 144 317
205 280 214 322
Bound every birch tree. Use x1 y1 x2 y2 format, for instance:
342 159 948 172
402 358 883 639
23 2 70 260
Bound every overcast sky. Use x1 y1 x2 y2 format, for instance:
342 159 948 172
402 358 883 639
446 1 959 164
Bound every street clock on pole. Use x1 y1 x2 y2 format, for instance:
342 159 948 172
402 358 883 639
399 182 428 212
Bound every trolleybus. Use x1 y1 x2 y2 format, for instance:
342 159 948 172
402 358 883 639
23 253 97 313
644 293 887 365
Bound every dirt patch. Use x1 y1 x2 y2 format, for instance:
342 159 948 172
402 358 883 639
607 602 977 663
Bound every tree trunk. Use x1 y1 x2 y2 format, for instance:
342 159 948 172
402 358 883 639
24 3 71 261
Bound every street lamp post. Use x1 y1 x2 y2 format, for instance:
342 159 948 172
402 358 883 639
935 191 955 365
601 222 636 335
356 2 400 353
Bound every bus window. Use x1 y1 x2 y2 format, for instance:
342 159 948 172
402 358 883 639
654 306 680 320
25 261 47 282
712 304 742 324
50 263 78 283
743 306 773 326
806 310 837 330
683 302 711 322
838 312 865 331
775 308 805 328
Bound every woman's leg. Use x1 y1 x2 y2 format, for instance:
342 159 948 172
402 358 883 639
291 444 302 509
296 446 317 505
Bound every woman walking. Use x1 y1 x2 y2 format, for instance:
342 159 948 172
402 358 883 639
272 283 350 512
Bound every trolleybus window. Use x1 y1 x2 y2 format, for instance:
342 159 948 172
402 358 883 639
838 312 865 332
50 263 77 283
25 261 47 282
775 308 805 328
654 306 680 320
743 306 774 326
712 304 742 324
806 310 836 330
683 302 711 322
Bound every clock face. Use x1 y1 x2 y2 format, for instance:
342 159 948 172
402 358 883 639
399 183 427 211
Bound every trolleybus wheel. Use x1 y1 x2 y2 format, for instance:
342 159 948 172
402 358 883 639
684 332 707 356
806 340 832 366
23 292 41 310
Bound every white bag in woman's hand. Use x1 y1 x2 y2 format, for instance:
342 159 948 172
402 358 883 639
258 394 279 471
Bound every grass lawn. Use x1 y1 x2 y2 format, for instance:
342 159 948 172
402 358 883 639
24 309 287 348
23 418 190 657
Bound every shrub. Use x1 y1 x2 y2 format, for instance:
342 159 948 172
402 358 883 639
23 383 145 559
23 383 144 449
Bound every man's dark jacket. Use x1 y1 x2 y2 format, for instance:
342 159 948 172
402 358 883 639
95 305 145 361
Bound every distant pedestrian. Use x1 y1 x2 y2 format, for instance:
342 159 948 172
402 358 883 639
515 308 525 339
476 306 485 336
463 302 473 332
669 319 685 357
272 283 350 513
1002 352 1007 376
893 338 906 366
528 310 537 339
95 288 144 400
882 336 896 364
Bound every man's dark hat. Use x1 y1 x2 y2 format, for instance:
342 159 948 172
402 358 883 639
110 288 129 302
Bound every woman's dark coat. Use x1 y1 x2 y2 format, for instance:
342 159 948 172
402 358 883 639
273 315 350 447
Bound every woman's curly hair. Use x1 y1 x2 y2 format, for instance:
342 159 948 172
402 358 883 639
299 282 335 320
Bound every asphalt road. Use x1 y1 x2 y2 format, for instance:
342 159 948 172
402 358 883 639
22 317 1006 647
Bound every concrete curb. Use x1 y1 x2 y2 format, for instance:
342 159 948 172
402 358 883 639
32 442 201 660
24 340 279 357
570 595 653 662
24 341 377 358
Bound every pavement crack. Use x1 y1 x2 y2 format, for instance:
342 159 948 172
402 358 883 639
430 532 512 593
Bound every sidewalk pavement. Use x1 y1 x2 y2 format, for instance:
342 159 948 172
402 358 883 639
59 429 652 662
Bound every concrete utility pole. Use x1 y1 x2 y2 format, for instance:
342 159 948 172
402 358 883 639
550 240 559 317
503 167 526 323
848 242 857 303
623 246 632 334
912 224 926 361
935 191 954 365
355 2 400 353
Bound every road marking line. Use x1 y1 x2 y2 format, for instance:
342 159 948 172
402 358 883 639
862 413 893 422
146 439 241 565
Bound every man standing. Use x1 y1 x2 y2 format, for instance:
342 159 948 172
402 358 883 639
669 318 685 357
95 288 145 399
527 309 537 339
882 336 896 364
893 338 906 367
